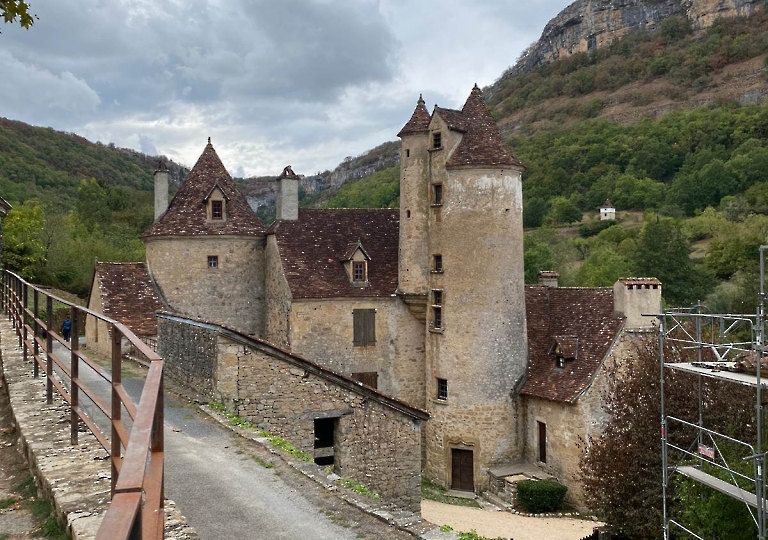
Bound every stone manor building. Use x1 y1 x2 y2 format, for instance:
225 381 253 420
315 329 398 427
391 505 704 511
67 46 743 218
88 86 660 506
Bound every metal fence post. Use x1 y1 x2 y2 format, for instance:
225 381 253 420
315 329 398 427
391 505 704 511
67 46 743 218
46 295 53 404
71 305 79 445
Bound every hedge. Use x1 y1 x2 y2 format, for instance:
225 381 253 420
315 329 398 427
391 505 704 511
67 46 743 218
517 479 568 513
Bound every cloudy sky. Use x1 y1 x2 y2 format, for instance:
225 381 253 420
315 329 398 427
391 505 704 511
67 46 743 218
1 0 574 177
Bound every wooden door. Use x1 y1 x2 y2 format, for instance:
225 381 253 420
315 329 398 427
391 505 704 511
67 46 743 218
451 449 474 491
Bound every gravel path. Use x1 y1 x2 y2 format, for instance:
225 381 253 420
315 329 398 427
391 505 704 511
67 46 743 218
421 500 600 540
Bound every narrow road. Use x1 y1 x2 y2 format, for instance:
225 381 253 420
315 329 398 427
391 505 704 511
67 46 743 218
51 341 410 540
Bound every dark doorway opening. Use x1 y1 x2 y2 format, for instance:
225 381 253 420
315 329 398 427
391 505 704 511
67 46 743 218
538 421 547 463
451 448 474 491
314 418 337 466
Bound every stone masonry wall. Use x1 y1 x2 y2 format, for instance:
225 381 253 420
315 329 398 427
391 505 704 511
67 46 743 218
157 316 218 398
289 298 426 408
232 337 423 511
264 235 292 349
85 278 113 358
145 236 266 335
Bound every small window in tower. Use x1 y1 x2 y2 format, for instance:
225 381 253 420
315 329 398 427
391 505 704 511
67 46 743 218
432 184 443 206
432 254 443 273
211 200 223 220
432 132 442 149
208 255 218 268
432 306 442 329
406 149 410 157
353 261 366 282
437 378 448 401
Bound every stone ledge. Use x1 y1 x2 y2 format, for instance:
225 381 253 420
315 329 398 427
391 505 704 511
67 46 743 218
0 320 197 540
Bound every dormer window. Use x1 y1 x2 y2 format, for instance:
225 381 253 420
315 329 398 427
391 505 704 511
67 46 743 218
204 184 229 222
211 200 223 220
432 132 442 149
341 241 371 285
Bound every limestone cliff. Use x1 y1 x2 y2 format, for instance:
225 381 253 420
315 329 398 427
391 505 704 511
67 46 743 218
510 0 761 75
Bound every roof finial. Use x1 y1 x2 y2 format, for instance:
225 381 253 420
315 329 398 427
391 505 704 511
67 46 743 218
474 82 479 89
418 93 424 105
207 137 211 145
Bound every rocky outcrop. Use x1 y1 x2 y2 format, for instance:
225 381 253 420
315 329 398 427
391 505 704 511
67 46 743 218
507 0 762 76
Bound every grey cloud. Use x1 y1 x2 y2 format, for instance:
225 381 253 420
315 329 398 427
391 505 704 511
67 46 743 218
138 135 158 156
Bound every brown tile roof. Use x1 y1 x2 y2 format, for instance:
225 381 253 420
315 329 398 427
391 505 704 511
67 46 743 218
397 95 432 137
93 263 164 336
443 85 525 170
267 209 399 299
142 140 264 238
433 106 468 133
522 286 625 403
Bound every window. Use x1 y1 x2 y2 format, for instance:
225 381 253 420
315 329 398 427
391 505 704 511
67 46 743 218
211 200 223 220
432 184 443 206
208 255 218 268
432 289 443 330
406 149 410 157
353 261 366 281
538 421 547 463
353 309 376 347
437 378 448 401
432 132 442 149
351 372 378 389
432 254 443 273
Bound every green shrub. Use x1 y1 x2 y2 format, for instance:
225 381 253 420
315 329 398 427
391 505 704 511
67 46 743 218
516 480 567 513
579 220 617 238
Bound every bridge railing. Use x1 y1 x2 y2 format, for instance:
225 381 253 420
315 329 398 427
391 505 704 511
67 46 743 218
1 270 164 540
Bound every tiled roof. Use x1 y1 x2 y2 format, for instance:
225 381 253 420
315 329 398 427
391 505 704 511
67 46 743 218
433 106 468 133
444 85 525 170
267 209 399 299
142 140 264 238
397 95 432 137
522 286 625 403
93 263 164 337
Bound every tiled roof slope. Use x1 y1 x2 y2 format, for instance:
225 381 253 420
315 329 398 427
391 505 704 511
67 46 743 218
523 286 625 403
444 85 525 170
94 263 164 336
142 140 264 238
397 95 431 137
267 209 399 299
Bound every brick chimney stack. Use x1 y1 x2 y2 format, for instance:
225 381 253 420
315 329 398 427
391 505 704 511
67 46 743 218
276 165 299 221
154 161 169 221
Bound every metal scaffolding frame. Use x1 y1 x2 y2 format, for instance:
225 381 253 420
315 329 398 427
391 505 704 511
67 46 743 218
659 246 768 540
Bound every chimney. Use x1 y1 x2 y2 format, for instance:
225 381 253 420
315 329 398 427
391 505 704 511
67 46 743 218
613 277 662 330
276 165 299 221
154 161 169 221
538 270 559 288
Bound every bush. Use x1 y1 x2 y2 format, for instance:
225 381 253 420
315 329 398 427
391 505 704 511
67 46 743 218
579 219 617 238
516 480 567 513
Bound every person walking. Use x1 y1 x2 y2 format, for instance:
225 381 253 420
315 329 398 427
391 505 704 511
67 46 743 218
61 318 72 342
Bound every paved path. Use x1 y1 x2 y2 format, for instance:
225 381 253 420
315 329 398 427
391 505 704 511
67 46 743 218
52 341 410 540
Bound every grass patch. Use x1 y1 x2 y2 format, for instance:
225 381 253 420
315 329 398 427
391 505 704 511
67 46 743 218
13 474 37 499
421 478 480 508
251 456 274 468
0 497 17 509
340 478 381 500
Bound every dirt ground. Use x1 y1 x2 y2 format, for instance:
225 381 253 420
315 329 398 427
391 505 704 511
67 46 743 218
422 499 600 540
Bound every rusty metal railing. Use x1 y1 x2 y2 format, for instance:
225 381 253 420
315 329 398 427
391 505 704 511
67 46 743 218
1 270 164 540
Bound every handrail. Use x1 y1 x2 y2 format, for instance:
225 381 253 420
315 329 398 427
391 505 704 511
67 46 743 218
1 270 164 540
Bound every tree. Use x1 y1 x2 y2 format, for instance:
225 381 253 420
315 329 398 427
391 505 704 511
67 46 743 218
2 199 45 279
1 0 36 30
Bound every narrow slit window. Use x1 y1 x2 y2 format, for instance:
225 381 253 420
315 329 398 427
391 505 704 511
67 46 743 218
432 184 443 206
433 254 443 273
432 132 441 149
437 378 448 401
432 289 443 329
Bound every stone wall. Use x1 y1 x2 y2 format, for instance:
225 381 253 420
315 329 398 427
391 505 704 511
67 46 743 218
157 316 218 399
85 278 113 358
288 297 426 408
157 315 426 511
264 235 292 349
145 235 266 335
522 331 645 509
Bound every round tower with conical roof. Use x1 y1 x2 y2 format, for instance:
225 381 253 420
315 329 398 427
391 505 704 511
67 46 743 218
142 139 267 335
398 86 528 492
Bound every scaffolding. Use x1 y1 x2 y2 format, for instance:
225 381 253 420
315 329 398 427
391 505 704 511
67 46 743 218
659 246 768 539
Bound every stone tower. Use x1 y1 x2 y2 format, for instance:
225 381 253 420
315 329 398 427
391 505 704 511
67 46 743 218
142 139 267 335
398 86 528 491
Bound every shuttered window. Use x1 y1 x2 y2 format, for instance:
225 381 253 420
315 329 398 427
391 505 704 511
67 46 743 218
353 309 376 347
351 372 378 389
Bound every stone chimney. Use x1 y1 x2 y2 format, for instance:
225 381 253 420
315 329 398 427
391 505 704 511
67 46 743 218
538 270 559 288
276 165 299 221
154 161 169 221
613 277 662 330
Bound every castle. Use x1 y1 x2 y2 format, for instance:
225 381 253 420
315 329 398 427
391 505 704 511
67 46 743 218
87 86 661 505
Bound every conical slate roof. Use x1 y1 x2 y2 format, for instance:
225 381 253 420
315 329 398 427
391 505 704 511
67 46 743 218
444 85 525 169
142 140 264 238
397 95 431 137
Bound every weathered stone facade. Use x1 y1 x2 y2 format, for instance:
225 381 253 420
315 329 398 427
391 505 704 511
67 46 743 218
146 236 266 335
288 298 426 408
157 316 219 399
85 276 112 358
264 234 292 349
158 314 427 511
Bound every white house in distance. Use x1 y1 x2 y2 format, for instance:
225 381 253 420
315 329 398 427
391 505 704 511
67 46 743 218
599 200 616 221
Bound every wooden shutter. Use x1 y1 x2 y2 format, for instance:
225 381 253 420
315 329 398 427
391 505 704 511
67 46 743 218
352 372 378 389
353 309 376 346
